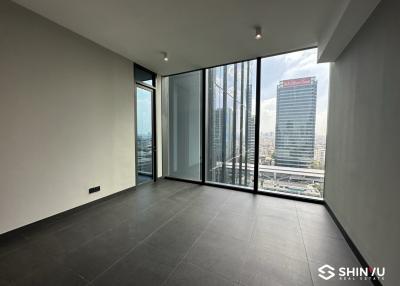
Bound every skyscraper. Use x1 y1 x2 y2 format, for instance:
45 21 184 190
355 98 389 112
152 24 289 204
275 77 317 168
246 83 256 165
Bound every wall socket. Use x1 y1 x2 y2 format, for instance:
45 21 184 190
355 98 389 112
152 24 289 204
89 186 101 194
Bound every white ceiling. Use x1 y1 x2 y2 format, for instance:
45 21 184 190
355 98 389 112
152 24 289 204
12 0 380 76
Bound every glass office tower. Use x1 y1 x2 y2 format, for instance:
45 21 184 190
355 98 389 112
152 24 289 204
275 77 317 168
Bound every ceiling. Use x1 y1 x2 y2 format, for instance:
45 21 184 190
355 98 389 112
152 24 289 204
13 0 380 76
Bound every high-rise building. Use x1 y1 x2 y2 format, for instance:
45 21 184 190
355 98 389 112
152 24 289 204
246 84 255 165
275 77 317 168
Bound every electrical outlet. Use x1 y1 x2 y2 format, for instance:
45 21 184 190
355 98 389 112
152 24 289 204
89 186 100 194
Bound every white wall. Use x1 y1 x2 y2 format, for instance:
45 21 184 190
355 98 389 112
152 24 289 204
325 0 400 284
0 1 136 234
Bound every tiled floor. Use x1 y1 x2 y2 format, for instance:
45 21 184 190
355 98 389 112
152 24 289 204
0 180 369 286
138 174 153 185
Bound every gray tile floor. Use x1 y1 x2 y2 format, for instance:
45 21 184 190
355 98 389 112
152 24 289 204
138 174 153 185
0 179 369 286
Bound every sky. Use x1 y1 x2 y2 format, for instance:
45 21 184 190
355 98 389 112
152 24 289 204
136 88 152 136
260 48 330 137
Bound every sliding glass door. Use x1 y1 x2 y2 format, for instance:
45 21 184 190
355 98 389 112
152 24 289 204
205 60 256 189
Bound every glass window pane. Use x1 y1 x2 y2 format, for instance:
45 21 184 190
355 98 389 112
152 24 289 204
205 60 257 189
136 87 153 177
162 71 202 181
258 48 329 199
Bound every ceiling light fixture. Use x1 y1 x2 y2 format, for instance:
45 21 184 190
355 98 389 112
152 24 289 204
163 52 169 62
255 26 262 40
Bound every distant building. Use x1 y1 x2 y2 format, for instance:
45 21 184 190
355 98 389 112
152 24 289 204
275 77 317 168
137 134 153 174
247 90 255 165
314 147 326 167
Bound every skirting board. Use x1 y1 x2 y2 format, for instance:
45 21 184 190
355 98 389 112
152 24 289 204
325 202 383 286
0 185 136 238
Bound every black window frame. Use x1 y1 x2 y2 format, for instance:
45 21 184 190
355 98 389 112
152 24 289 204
134 64 157 183
162 46 326 204
135 64 156 88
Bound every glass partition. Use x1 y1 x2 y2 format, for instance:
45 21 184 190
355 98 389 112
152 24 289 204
162 71 202 181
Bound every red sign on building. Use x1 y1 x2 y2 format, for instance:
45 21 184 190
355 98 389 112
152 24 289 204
282 77 312 87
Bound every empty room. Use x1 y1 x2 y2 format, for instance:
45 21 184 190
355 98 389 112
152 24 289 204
0 0 399 285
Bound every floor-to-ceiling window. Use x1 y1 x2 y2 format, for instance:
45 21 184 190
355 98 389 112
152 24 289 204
161 48 329 200
162 71 202 181
205 60 256 189
258 48 329 199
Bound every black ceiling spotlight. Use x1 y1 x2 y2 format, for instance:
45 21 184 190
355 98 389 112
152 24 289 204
255 26 262 40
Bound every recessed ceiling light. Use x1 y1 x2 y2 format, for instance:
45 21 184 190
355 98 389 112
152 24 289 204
255 26 262 40
163 52 169 62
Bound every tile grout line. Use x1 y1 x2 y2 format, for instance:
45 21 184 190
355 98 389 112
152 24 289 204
47 196 173 281
160 190 235 286
51 189 179 247
295 202 315 286
22 178 186 242
40 183 198 283
88 185 207 284
0 183 208 284
234 198 258 286
37 199 174 282
20 190 137 241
